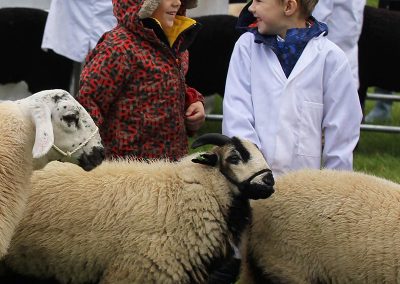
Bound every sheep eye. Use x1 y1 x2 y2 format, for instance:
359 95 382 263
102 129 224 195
226 154 241 165
62 114 79 127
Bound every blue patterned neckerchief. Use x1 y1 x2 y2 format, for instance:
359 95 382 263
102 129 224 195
248 17 328 78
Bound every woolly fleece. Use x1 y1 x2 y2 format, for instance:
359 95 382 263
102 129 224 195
240 169 400 284
5 139 270 283
0 103 34 257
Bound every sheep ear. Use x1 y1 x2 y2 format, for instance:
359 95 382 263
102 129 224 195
192 153 218 167
30 104 54 158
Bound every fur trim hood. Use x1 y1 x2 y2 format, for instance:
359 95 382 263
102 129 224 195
139 0 198 18
112 0 198 30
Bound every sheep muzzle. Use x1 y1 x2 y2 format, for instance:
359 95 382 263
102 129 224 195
222 168 275 200
78 146 105 171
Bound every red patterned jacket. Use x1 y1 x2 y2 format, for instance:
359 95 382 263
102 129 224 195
78 0 203 160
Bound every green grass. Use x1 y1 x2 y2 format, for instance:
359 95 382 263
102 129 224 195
354 101 400 183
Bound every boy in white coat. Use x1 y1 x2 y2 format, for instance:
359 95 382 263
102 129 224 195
222 0 362 176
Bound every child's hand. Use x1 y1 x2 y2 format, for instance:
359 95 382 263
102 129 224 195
185 101 205 132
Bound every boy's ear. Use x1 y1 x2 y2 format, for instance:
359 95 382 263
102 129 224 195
284 0 298 16
192 153 218 167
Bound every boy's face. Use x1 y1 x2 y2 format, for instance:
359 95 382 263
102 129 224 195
151 0 182 29
248 0 289 36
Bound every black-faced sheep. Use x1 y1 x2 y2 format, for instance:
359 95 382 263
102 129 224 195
2 133 274 284
357 6 400 110
0 89 104 258
239 169 400 284
0 7 73 94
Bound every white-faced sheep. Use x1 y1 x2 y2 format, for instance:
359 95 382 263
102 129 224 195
0 89 104 258
1 133 274 284
239 169 400 284
0 7 73 93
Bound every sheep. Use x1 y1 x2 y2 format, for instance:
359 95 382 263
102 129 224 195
239 169 400 284
1 133 275 284
0 89 104 259
187 14 241 97
358 5 400 111
0 7 73 94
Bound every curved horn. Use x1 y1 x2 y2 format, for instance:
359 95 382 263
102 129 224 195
191 133 231 149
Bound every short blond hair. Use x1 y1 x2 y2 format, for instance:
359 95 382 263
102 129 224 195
300 0 318 16
280 0 319 17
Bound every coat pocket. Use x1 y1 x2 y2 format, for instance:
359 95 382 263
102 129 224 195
297 101 323 157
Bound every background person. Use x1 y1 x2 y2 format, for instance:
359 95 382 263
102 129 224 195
313 0 366 89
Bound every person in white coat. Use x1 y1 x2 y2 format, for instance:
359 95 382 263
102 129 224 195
222 0 362 176
41 0 117 95
42 0 117 63
313 0 366 89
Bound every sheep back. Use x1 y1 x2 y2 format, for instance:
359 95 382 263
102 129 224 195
0 102 34 256
241 169 400 284
5 159 236 283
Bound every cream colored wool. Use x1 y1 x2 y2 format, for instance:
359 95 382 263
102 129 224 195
0 103 34 257
5 138 272 283
138 0 198 19
0 89 104 259
240 169 400 284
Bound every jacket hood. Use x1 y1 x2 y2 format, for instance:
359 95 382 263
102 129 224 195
113 0 198 29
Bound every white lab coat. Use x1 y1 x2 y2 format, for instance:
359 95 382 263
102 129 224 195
41 0 117 62
313 0 366 87
222 32 362 176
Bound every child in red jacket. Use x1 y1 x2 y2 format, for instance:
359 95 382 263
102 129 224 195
78 0 205 160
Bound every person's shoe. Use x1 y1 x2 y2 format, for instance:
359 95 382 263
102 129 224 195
364 100 392 123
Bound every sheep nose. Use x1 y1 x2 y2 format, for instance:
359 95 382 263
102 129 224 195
262 172 275 186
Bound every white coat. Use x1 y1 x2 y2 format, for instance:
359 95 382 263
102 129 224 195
41 0 117 62
222 32 362 176
313 0 366 87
